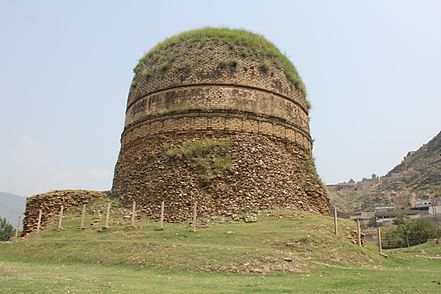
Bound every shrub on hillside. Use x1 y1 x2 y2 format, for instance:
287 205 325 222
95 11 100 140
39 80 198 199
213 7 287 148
398 219 438 246
382 218 438 248
0 217 14 241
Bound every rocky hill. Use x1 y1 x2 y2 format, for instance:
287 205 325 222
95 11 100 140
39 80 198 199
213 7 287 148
0 192 26 225
330 131 441 214
380 131 441 197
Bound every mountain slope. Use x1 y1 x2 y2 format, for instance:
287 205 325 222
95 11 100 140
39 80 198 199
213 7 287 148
331 131 441 214
380 131 441 196
0 192 26 225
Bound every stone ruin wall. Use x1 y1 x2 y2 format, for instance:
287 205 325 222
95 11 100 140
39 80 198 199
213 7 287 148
112 39 330 221
22 190 103 235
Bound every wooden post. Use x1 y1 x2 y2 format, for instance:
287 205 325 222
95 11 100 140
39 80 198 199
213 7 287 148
80 205 86 229
160 201 165 230
377 226 382 253
58 205 64 229
37 209 42 233
15 215 21 238
105 202 110 229
333 206 338 236
131 201 136 227
356 219 362 247
192 201 197 232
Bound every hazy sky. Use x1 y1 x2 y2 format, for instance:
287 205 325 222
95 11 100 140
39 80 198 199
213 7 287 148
1 0 440 196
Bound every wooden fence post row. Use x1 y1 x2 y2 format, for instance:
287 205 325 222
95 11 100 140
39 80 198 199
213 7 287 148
31 200 204 233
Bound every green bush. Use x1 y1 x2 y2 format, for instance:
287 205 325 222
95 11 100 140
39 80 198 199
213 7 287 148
165 139 230 159
218 59 238 71
165 139 232 178
382 219 438 248
398 219 438 245
176 59 194 73
0 217 14 241
214 155 232 172
141 67 153 79
130 80 137 89
259 60 272 74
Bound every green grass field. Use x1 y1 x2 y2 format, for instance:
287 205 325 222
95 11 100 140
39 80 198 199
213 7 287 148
1 196 440 293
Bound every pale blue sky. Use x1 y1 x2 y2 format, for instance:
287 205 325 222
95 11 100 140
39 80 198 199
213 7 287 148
1 0 440 196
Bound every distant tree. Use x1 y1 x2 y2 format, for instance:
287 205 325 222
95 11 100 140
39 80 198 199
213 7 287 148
393 214 405 226
382 218 438 248
0 217 14 241
398 219 437 246
371 173 378 180
367 217 378 228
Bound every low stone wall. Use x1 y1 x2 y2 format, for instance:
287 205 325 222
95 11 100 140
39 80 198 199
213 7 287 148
22 190 104 235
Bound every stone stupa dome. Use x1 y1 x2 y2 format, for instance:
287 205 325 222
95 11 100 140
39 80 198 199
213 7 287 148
113 28 329 220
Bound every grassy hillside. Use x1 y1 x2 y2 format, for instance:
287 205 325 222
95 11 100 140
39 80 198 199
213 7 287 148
5 196 380 273
1 250 441 294
1 195 441 292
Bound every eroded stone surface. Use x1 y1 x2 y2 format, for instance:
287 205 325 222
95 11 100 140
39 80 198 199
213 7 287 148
113 133 329 221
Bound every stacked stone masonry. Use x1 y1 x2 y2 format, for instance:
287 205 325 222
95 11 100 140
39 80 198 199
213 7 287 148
22 190 104 235
128 42 308 111
123 112 312 152
113 32 330 220
124 40 312 154
114 133 329 222
126 85 309 132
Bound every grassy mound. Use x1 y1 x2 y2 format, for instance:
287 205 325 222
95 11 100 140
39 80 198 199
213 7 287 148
2 194 441 292
5 195 382 273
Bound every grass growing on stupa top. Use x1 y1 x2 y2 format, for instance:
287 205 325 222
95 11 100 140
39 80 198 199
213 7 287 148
134 27 308 100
